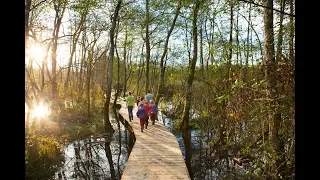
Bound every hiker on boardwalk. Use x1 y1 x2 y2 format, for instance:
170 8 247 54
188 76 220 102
145 89 154 105
126 91 134 121
143 100 151 129
136 103 148 132
138 96 144 108
136 96 141 107
149 100 157 125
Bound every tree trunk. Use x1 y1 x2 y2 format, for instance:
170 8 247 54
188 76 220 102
25 0 32 46
113 20 121 108
78 30 86 100
145 0 151 94
289 0 295 69
104 141 116 180
87 39 97 118
64 10 87 89
200 26 204 77
104 0 122 134
263 0 284 178
51 0 67 108
137 43 145 97
275 0 286 63
122 26 128 97
227 1 233 95
185 19 192 65
243 3 251 84
155 0 182 106
236 8 240 66
181 1 201 178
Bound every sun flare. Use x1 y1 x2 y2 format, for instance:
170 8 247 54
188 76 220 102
27 44 45 63
31 102 51 119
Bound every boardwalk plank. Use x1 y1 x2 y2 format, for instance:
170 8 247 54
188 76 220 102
117 100 190 180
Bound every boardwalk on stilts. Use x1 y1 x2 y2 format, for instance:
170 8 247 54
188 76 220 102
117 99 190 180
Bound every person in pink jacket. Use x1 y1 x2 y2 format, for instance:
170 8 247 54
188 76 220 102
143 101 151 129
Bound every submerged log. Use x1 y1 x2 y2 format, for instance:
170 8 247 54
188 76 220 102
207 156 219 161
232 157 251 166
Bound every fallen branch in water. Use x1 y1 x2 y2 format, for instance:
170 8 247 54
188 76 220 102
232 157 251 166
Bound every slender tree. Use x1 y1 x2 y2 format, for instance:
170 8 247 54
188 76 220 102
145 0 151 93
51 0 67 108
180 0 202 178
263 0 285 178
25 0 32 46
155 0 182 106
104 0 122 133
64 3 89 89
275 0 286 63
289 0 294 69
122 26 128 97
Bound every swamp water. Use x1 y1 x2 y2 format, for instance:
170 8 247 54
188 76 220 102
53 110 134 180
27 101 246 180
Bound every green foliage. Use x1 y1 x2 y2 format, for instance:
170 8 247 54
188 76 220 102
232 80 245 89
26 0 295 178
25 128 63 180
215 94 229 104
173 118 183 132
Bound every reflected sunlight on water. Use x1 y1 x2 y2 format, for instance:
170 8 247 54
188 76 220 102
54 114 134 180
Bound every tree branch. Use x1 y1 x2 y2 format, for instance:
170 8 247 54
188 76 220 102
237 0 295 17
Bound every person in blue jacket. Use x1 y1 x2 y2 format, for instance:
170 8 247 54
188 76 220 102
136 103 147 132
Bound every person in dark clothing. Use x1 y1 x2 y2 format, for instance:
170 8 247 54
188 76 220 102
136 103 147 132
136 96 141 107
149 100 158 125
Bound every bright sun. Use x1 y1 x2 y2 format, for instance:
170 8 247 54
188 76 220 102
31 101 51 119
26 43 45 65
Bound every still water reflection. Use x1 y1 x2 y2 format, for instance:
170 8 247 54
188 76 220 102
54 110 134 180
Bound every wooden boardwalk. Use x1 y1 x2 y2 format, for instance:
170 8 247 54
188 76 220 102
117 99 190 180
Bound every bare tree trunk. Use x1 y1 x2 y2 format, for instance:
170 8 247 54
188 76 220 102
204 12 215 74
155 0 182 106
104 0 122 134
181 1 201 178
122 26 128 97
243 3 251 84
25 0 32 46
263 0 285 178
64 9 87 89
289 0 295 69
209 15 215 67
236 8 240 66
275 0 286 63
289 0 295 156
200 26 204 77
104 141 116 180
78 30 86 99
127 42 133 85
145 0 151 94
185 19 192 65
225 1 234 144
136 43 145 97
113 19 121 108
51 0 67 108
87 38 97 118
227 1 234 95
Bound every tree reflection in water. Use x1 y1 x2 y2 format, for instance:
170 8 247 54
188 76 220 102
55 110 134 180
